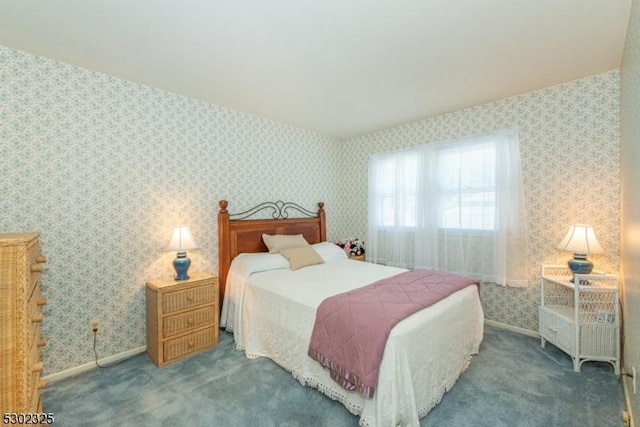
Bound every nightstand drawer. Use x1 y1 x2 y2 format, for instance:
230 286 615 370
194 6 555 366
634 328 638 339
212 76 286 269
539 306 575 354
163 327 216 363
554 315 575 354
163 306 216 338
162 285 214 314
538 307 554 340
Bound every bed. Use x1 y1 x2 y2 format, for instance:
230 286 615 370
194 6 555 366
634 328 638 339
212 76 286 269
218 200 484 427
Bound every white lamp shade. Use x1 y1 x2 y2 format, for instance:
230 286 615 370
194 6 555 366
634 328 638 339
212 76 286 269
166 225 199 251
557 224 604 255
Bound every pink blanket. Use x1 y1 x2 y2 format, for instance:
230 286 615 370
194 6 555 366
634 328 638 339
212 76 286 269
307 269 479 398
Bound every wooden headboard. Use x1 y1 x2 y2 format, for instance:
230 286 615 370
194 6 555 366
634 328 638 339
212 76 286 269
217 200 326 301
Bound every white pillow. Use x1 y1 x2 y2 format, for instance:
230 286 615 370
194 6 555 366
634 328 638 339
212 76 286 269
262 233 310 253
229 252 289 278
312 241 349 262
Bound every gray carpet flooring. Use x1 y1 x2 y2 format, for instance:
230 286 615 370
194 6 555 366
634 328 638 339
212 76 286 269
42 325 625 426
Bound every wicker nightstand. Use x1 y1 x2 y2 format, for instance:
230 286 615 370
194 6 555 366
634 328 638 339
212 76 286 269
539 265 619 374
145 272 219 367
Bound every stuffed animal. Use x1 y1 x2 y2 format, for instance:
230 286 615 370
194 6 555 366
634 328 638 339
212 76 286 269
336 238 365 256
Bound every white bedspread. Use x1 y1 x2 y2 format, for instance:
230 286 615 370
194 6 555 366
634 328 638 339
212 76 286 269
221 250 484 427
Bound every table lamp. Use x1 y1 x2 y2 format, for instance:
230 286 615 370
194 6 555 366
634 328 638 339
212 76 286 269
557 224 604 275
166 225 199 280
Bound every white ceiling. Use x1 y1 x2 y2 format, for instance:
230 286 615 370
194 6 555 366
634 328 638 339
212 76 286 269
0 0 631 138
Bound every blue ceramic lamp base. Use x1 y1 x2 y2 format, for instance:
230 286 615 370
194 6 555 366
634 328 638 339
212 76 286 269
567 253 593 275
173 251 191 281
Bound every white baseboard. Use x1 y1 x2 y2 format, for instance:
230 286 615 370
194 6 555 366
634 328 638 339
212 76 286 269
484 319 540 339
622 373 636 427
43 346 147 383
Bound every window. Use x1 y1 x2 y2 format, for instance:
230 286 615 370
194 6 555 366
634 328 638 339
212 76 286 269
367 129 528 287
438 141 496 230
372 141 497 231
374 152 417 227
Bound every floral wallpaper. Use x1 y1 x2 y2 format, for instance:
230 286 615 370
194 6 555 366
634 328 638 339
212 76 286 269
0 46 344 374
620 0 640 423
342 71 620 332
1 44 621 375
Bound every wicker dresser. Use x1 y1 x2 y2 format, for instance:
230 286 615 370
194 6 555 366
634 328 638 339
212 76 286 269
146 272 219 367
0 232 48 413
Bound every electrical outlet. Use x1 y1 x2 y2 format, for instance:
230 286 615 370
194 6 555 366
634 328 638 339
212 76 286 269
90 319 101 334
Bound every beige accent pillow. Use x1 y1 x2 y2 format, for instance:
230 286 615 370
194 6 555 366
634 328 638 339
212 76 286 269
280 246 325 270
262 233 309 254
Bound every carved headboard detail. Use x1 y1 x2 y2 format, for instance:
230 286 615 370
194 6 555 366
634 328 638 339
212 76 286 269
217 200 326 301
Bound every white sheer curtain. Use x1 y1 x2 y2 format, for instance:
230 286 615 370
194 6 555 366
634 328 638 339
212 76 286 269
367 129 528 287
